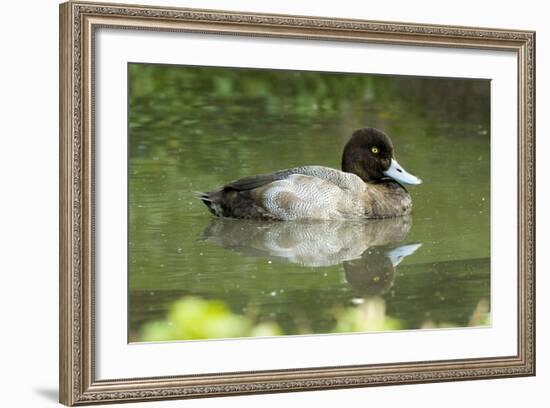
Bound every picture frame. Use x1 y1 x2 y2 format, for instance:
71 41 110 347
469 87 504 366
59 1 536 405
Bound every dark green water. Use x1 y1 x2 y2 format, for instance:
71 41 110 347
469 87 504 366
128 63 491 342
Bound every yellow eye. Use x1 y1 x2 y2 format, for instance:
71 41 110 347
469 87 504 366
371 146 379 154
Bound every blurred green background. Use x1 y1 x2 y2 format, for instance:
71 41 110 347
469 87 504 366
128 63 491 342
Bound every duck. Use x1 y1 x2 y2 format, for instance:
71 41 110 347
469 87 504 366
199 127 422 220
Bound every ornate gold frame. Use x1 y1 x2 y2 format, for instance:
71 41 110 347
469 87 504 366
59 1 536 405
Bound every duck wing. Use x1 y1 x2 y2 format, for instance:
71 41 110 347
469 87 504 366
223 166 365 192
222 169 295 192
199 170 296 219
200 166 365 220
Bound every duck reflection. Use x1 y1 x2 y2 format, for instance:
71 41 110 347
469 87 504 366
343 243 421 296
199 216 421 296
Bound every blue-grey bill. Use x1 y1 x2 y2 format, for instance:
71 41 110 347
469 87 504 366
387 243 422 267
383 159 422 185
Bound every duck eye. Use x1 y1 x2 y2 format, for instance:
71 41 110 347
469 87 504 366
371 146 379 154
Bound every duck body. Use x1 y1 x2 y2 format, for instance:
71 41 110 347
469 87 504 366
200 166 412 220
199 128 421 220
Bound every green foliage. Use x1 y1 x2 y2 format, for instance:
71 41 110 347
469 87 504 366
335 298 403 333
140 295 405 341
137 289 490 341
141 297 282 341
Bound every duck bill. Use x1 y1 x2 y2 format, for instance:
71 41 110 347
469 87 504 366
383 159 422 185
387 243 422 267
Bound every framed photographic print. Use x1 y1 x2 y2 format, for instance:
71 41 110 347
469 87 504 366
59 1 536 405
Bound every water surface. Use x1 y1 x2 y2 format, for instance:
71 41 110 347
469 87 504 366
128 64 491 342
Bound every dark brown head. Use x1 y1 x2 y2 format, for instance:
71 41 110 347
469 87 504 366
341 128 422 185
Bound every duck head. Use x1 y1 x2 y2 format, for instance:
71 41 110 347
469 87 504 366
341 127 422 185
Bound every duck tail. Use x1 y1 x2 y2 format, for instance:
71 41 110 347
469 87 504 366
194 191 223 217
